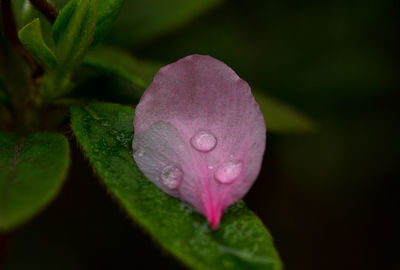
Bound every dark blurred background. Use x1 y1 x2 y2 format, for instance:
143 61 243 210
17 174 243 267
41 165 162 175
2 0 399 269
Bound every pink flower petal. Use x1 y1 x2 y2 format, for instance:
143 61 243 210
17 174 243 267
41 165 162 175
133 55 266 229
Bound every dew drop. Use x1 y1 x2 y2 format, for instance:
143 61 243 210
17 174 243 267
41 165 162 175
215 160 243 184
161 165 183 189
190 131 217 153
134 149 144 157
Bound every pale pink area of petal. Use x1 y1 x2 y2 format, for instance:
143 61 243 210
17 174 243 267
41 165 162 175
133 55 266 229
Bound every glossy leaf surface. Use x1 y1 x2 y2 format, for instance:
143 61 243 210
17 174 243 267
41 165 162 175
70 102 282 270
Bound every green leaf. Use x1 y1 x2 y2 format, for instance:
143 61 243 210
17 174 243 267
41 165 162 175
82 46 315 134
91 0 125 47
70 102 282 270
18 1 55 47
82 46 161 90
18 18 57 68
39 0 97 99
108 0 224 46
49 0 125 47
52 0 97 68
253 90 316 134
0 132 70 232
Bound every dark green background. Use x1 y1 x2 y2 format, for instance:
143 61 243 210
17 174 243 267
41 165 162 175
1 0 399 269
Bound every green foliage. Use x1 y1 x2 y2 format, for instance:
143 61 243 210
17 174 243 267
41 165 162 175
26 0 124 100
52 0 97 68
50 0 125 47
108 0 225 46
37 0 97 99
18 18 57 68
91 0 125 47
83 46 316 133
17 1 55 47
0 132 70 232
253 91 316 134
70 102 282 270
83 46 162 90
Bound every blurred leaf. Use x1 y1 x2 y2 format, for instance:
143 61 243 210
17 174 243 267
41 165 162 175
82 46 161 90
91 0 125 47
52 0 97 68
143 0 393 102
83 46 315 134
71 102 282 270
253 90 316 134
108 0 224 47
18 18 57 68
0 132 70 232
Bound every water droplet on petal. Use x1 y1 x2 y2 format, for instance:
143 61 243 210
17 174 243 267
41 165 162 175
161 165 183 189
215 160 243 184
190 131 217 153
134 150 144 157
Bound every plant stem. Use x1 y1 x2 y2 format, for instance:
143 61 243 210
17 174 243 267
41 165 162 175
29 0 58 24
0 0 44 81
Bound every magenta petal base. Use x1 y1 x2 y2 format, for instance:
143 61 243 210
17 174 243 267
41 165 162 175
133 55 266 229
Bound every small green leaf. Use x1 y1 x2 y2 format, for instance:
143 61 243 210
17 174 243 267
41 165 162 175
253 90 316 134
0 132 70 232
49 0 124 47
18 1 55 47
18 18 57 68
108 0 225 46
91 0 125 47
39 0 97 99
71 102 282 270
52 0 97 68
